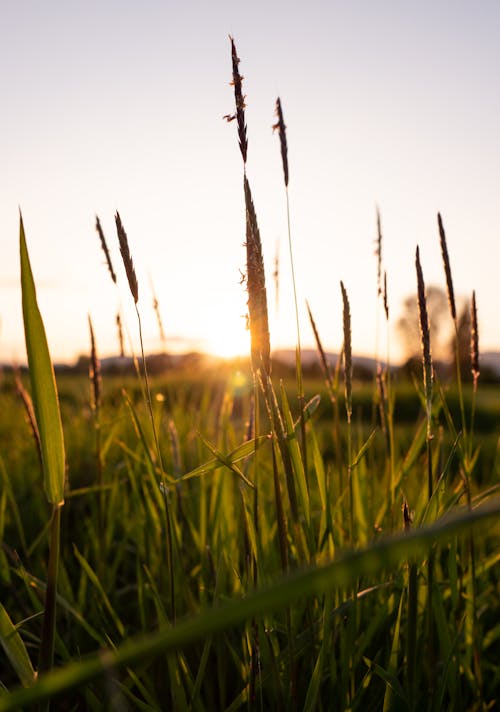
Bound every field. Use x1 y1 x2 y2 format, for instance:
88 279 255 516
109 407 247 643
1 355 500 710
2 37 500 712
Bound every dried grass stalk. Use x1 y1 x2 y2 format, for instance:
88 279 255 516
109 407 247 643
95 215 117 284
383 270 389 320
415 246 433 409
273 240 280 311
168 418 182 477
307 301 335 396
375 206 383 297
224 36 248 165
14 367 42 467
116 312 125 358
437 212 456 321
88 316 101 413
150 277 166 342
273 97 289 187
377 364 388 435
244 175 271 376
115 212 139 304
470 290 480 389
340 281 352 422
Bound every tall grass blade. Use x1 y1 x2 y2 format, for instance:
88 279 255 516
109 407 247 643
19 214 66 506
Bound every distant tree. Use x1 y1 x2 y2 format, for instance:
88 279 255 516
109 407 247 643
396 286 450 362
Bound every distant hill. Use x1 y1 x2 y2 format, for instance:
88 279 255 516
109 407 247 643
3 348 499 381
481 352 500 377
272 348 383 376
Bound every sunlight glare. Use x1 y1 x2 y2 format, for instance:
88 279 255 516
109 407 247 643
203 324 250 360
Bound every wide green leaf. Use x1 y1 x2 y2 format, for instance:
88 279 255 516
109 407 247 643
0 603 36 688
19 215 65 505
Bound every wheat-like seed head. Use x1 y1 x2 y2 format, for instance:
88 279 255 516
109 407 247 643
437 212 456 321
383 270 389 321
224 36 248 165
273 97 289 187
88 315 101 412
149 276 166 342
471 290 480 390
307 301 335 396
415 246 433 411
375 206 383 297
116 312 125 357
95 215 117 285
340 281 352 422
115 212 139 304
244 175 271 377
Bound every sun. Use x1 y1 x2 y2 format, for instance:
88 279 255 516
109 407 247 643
203 324 251 360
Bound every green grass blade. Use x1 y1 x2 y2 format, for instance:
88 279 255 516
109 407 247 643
72 546 125 639
1 500 499 710
280 382 310 526
19 215 65 505
383 592 404 712
0 604 36 688
179 436 267 483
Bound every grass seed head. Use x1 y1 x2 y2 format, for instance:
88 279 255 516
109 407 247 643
273 97 289 187
224 36 248 165
437 212 456 321
471 290 480 389
307 301 335 396
116 312 125 357
115 211 139 304
415 246 433 410
383 270 389 320
95 215 117 285
375 206 382 297
88 315 101 412
244 175 271 377
150 276 166 342
340 281 352 421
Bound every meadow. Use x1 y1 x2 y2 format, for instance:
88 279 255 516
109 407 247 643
1 38 500 711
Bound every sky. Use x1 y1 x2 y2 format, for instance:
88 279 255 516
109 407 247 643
1 0 499 365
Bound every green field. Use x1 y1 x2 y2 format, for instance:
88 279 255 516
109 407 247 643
1 358 500 709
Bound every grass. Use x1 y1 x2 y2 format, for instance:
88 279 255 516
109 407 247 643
1 37 500 710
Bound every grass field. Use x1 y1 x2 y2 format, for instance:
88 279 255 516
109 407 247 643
1 361 500 710
1 37 500 711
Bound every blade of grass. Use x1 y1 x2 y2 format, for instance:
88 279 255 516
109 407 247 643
19 214 65 506
19 214 66 683
0 604 36 688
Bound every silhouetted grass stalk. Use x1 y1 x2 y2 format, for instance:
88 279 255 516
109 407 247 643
415 245 436 696
88 316 103 532
438 213 467 438
274 98 308 477
341 282 353 544
115 211 176 621
469 290 480 451
438 214 481 693
373 210 395 517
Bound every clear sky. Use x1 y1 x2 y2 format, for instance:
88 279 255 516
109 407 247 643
1 0 499 364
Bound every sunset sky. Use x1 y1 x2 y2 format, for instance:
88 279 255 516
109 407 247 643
1 1 499 365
